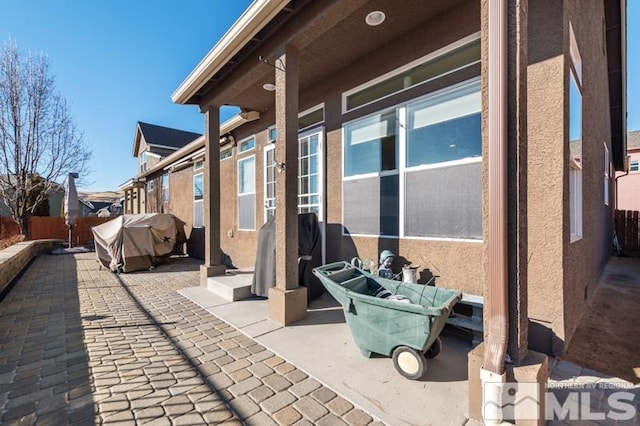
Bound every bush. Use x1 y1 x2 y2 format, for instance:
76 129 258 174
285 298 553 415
0 234 25 250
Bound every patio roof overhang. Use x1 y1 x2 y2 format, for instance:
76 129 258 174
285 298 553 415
605 0 627 171
172 0 471 111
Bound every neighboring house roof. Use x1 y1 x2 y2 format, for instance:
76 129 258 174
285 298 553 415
132 122 202 157
627 130 640 150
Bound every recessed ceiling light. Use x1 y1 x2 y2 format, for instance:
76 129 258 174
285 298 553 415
365 11 386 26
262 83 276 91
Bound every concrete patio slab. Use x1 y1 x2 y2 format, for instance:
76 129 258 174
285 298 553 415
180 288 472 426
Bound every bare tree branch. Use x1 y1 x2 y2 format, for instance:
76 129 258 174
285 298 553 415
0 41 92 236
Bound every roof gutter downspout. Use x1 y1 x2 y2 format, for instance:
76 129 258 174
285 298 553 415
481 0 509 424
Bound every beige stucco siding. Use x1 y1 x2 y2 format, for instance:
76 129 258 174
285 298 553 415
214 1 484 290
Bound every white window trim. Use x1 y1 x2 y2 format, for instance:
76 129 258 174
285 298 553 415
237 155 256 231
267 126 277 143
568 20 583 243
630 159 640 173
569 22 582 85
220 148 233 161
162 174 169 203
264 144 276 223
341 77 482 241
342 32 481 113
238 135 256 154
604 143 610 206
299 104 325 132
194 160 204 170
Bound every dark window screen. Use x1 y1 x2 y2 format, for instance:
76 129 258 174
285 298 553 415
343 175 399 236
404 162 481 239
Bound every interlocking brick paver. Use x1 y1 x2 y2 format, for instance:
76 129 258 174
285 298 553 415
263 373 292 392
260 391 296 415
0 253 386 426
274 406 302 425
294 395 330 422
327 396 354 416
344 409 373 426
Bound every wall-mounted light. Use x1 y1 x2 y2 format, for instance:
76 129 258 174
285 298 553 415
273 160 286 173
263 83 276 92
365 11 386 26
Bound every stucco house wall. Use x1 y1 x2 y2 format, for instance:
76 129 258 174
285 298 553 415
217 1 485 293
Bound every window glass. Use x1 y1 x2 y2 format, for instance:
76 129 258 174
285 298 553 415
407 81 481 167
239 137 255 153
344 111 397 176
238 156 255 230
194 160 204 170
268 127 277 143
193 173 203 228
220 149 232 160
194 173 203 200
345 39 480 111
299 108 324 131
569 73 582 168
162 174 169 202
630 160 639 172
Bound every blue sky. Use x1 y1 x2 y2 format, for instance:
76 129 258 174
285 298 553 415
0 1 638 191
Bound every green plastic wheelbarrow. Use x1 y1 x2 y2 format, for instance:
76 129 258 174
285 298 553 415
312 261 461 380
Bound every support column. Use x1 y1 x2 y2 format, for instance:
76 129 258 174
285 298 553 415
469 1 547 424
200 104 226 286
268 45 307 325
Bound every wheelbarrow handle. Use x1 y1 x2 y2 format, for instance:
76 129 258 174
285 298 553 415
314 261 354 276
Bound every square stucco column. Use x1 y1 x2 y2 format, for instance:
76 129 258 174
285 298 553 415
200 104 226 286
268 45 307 325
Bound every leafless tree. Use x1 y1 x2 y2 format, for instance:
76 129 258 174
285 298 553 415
0 41 91 237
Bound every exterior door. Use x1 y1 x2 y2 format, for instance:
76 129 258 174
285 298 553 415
264 128 325 261
298 128 325 262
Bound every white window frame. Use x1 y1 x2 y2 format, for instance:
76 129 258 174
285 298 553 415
299 104 325 132
342 32 481 113
238 135 256 153
264 144 276 222
237 155 256 231
267 126 277 143
194 160 204 171
139 151 147 173
603 143 609 206
147 180 154 193
193 172 204 228
569 22 583 243
220 148 233 161
341 77 482 242
630 160 639 173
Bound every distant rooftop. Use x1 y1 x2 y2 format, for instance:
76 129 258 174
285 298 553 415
628 130 640 150
137 122 201 150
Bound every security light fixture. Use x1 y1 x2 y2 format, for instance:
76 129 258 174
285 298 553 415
365 11 386 26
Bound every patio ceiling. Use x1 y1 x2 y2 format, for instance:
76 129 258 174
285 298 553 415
191 0 470 111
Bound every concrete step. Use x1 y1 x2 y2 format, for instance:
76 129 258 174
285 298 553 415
207 272 254 302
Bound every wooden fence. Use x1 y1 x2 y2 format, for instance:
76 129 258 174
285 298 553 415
0 216 112 247
615 209 640 250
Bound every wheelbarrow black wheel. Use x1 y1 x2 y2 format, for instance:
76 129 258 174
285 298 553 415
392 346 427 380
424 337 442 359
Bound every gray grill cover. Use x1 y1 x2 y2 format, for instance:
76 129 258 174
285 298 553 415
92 213 177 273
251 213 324 303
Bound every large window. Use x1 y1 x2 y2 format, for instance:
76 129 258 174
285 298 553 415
343 78 482 240
343 35 480 112
238 156 255 230
569 23 582 242
193 173 203 228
